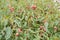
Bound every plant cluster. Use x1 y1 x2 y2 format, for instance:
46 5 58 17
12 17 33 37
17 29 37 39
0 0 60 40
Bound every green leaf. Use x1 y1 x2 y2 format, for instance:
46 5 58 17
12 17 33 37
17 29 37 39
5 27 12 40
44 22 49 32
0 35 2 39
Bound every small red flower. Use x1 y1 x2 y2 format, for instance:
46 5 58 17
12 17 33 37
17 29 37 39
40 26 44 30
16 33 19 36
10 7 14 12
31 5 37 10
18 28 22 33
43 27 46 32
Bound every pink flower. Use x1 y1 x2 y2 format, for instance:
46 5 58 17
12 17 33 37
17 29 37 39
10 7 14 12
40 26 44 30
31 5 37 10
18 28 22 33
16 33 19 36
43 27 46 32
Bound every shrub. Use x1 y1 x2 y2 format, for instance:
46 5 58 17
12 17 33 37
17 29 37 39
0 0 60 40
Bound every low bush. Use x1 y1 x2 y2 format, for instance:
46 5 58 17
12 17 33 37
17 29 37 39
0 0 60 40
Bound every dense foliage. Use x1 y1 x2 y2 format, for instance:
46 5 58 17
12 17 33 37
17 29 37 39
0 0 60 40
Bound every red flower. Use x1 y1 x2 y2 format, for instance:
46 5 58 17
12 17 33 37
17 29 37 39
31 5 37 10
18 28 22 33
43 27 46 32
40 26 44 30
10 7 14 12
16 33 19 36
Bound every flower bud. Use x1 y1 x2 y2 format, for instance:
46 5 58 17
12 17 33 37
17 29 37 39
16 33 19 36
